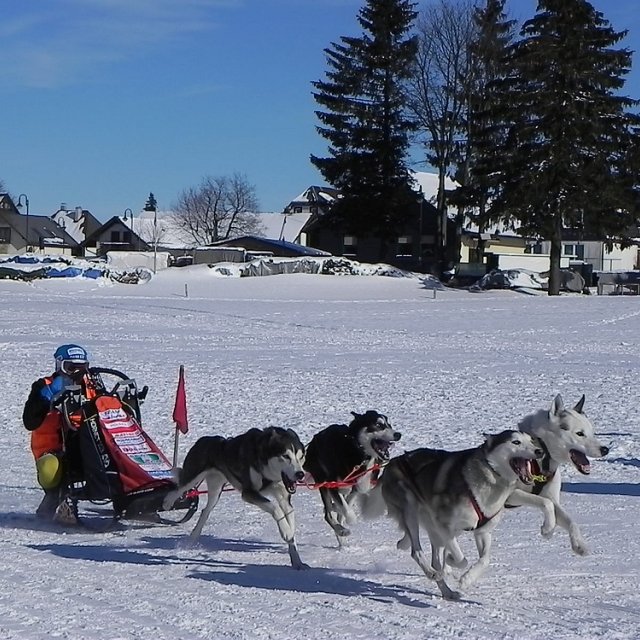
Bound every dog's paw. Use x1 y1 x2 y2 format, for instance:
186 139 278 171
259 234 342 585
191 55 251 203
571 539 590 556
291 560 310 570
440 585 462 601
541 523 556 538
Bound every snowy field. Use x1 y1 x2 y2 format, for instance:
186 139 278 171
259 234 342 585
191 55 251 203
0 265 639 640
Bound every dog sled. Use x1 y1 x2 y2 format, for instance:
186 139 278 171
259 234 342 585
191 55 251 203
52 367 198 530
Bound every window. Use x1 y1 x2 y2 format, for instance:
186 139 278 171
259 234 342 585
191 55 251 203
564 244 584 260
343 235 357 256
0 227 10 243
110 230 120 243
123 231 132 244
293 207 303 213
396 236 412 257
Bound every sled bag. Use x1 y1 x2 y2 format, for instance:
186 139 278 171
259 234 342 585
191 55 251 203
85 395 175 497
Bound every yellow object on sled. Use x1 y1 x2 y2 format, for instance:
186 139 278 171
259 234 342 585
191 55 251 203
36 453 63 490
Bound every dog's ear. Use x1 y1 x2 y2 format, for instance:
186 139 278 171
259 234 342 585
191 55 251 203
573 395 586 414
286 428 303 449
351 411 361 420
551 394 564 416
482 432 494 450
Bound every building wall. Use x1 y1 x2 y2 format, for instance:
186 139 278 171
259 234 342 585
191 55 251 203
538 240 637 271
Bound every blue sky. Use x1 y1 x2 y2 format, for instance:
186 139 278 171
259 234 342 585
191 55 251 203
2 0 639 221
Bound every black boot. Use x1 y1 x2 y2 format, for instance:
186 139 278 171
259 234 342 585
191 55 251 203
36 489 61 519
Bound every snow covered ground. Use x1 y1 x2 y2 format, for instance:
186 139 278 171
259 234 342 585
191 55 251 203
0 265 638 640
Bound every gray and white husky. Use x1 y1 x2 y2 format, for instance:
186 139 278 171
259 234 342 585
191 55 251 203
506 394 610 555
362 430 543 600
163 426 308 569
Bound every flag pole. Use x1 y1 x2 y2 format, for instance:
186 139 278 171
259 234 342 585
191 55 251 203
172 422 180 469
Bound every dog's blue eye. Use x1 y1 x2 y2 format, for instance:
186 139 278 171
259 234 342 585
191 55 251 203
513 440 521 446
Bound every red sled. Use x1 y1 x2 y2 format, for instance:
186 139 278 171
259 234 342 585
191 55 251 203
56 367 198 529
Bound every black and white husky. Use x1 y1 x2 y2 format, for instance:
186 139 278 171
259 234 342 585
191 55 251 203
162 426 308 569
362 430 543 600
506 394 610 555
303 410 401 545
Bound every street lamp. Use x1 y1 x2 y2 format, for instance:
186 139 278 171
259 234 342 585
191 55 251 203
16 193 30 252
417 186 424 272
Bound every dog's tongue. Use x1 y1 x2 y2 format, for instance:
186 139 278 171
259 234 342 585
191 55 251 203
570 450 591 475
373 439 391 460
512 458 533 484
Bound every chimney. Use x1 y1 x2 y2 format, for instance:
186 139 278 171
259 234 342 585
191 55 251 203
74 207 83 222
60 203 68 211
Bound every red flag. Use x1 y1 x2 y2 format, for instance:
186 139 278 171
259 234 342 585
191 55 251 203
172 365 189 434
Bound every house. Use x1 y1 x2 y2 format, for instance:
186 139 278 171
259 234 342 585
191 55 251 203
293 190 458 273
284 173 461 273
459 223 639 281
51 203 102 244
0 194 79 255
80 215 150 257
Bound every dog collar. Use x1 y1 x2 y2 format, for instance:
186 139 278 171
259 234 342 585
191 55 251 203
536 437 553 473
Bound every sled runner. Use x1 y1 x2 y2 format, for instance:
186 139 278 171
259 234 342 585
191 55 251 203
53 367 198 530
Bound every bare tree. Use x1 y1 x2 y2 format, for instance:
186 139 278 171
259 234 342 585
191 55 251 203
135 216 170 248
170 173 262 245
407 0 475 264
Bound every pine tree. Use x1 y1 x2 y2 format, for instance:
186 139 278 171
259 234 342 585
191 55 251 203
490 0 640 295
311 0 418 251
144 192 158 212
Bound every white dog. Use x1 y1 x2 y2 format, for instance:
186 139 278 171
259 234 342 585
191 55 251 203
506 394 610 555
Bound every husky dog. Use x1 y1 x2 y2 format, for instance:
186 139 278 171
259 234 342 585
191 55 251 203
162 426 307 569
304 410 401 545
364 431 543 600
506 394 610 555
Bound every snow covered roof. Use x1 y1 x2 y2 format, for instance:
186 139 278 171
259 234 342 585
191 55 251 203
257 212 311 242
410 171 458 204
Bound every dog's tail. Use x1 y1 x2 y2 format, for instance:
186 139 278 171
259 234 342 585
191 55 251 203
357 482 387 519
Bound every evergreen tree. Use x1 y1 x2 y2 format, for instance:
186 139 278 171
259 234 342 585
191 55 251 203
490 0 640 295
144 192 158 212
311 0 418 251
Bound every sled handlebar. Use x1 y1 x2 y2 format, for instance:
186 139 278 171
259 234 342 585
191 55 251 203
50 385 83 409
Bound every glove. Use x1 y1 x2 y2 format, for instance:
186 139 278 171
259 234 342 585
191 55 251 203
40 376 67 402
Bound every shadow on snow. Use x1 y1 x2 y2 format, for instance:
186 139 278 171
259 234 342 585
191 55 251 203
563 482 640 497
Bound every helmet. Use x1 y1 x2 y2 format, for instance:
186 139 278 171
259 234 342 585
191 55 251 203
54 344 90 376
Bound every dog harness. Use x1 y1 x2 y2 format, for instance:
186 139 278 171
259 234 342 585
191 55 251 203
531 438 555 493
467 489 497 530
